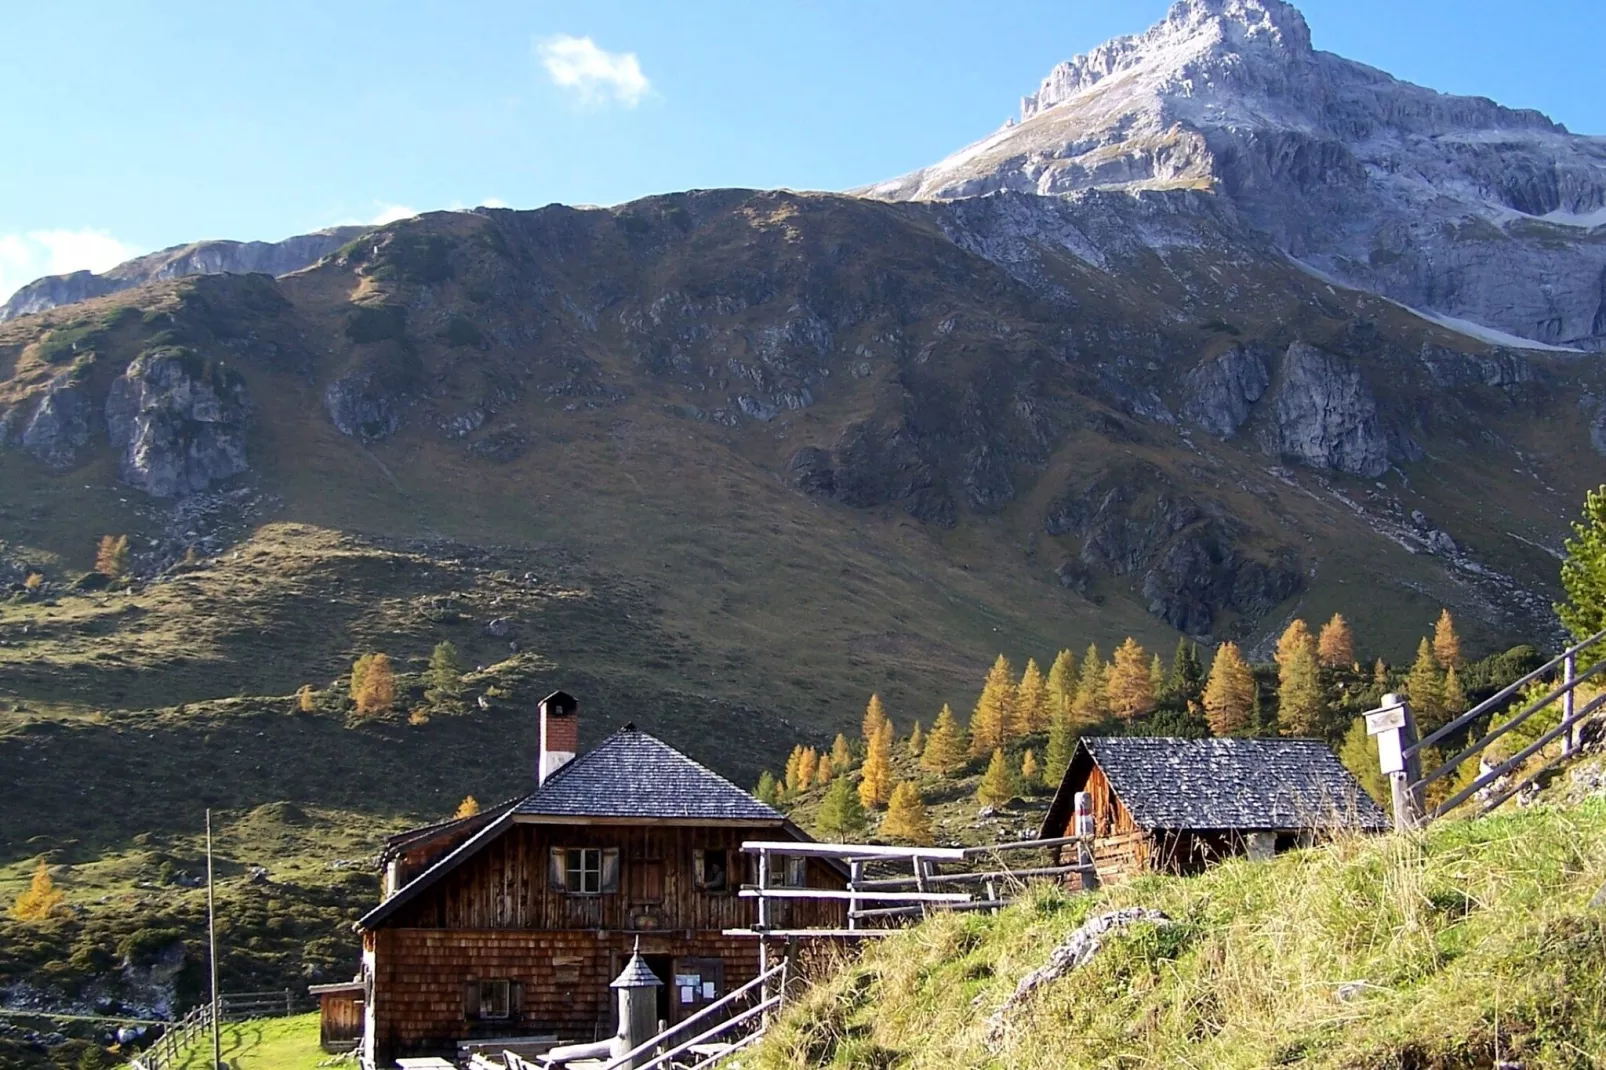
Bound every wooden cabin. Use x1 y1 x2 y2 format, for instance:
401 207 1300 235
1040 737 1390 883
348 692 846 1067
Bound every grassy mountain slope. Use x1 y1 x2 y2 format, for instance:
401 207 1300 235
756 801 1606 1069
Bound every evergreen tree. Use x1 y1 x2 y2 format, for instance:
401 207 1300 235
880 781 934 845
1248 681 1269 736
1020 749 1041 791
830 733 854 772
976 748 1017 807
95 534 129 579
1372 658 1390 694
816 776 867 841
10 860 65 921
921 704 967 775
425 640 463 710
815 754 835 788
797 747 819 791
453 795 480 819
755 770 780 806
1014 658 1049 735
906 720 925 757
969 655 1017 755
1433 609 1463 669
1337 717 1390 806
859 723 894 810
1070 645 1109 727
1559 486 1606 654
1443 664 1468 719
1406 637 1447 731
1275 620 1325 737
1202 642 1255 736
1148 654 1166 702
1165 639 1206 708
863 694 890 748
1044 700 1075 784
1046 649 1077 723
1317 613 1357 668
351 653 396 718
76 1045 107 1070
1107 638 1157 719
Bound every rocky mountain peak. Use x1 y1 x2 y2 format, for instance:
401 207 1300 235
1019 0 1310 120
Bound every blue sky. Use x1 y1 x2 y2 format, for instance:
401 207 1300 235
2 0 1600 301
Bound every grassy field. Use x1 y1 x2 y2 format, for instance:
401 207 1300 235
165 1013 328 1070
754 800 1606 1069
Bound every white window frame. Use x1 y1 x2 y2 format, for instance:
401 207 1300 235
566 847 603 896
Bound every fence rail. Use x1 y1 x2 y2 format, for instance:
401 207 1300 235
1366 627 1606 831
126 989 310 1069
726 832 1097 939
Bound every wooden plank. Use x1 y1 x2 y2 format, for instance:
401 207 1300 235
723 928 894 938
738 888 971 902
739 841 968 861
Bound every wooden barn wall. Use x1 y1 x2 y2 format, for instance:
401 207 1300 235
1050 760 1153 882
317 994 363 1051
371 928 768 1061
387 823 845 932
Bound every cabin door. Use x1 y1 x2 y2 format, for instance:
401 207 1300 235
668 957 725 1023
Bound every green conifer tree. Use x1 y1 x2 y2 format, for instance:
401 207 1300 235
755 770 780 806
1406 637 1447 731
1166 639 1206 709
921 704 968 774
1559 485 1606 659
816 775 867 841
425 640 463 710
1337 717 1390 806
1046 648 1077 723
1070 644 1109 727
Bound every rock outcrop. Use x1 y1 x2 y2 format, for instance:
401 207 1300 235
1181 345 1270 438
1259 342 1389 477
19 374 95 468
104 349 251 497
1 227 366 322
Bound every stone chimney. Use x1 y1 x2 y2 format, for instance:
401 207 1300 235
538 690 580 785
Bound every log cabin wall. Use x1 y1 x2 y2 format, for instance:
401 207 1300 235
1052 761 1153 883
384 822 844 932
371 928 768 1061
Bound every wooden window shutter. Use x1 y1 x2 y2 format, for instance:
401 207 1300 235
601 848 621 893
463 981 479 1021
549 847 567 891
692 848 706 889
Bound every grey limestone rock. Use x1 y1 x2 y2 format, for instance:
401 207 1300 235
1259 342 1389 477
1181 345 1270 437
104 349 251 498
20 374 95 468
324 374 402 441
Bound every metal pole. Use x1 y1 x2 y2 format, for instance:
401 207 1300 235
1563 652 1578 756
206 809 221 1070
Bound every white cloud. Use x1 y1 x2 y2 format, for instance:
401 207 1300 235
536 34 650 107
0 227 137 305
478 197 510 209
369 204 419 225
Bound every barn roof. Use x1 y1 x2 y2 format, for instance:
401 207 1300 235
513 725 785 822
1039 736 1391 838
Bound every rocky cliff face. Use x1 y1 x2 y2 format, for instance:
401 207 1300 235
104 349 251 498
1258 342 1390 477
866 0 1606 351
0 227 367 322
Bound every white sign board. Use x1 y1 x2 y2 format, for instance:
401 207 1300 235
1365 706 1406 735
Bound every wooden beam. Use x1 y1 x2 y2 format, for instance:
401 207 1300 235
738 888 972 902
738 841 968 861
723 928 895 938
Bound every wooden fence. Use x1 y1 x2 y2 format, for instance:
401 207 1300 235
725 834 1097 939
1366 627 1606 831
126 990 312 1070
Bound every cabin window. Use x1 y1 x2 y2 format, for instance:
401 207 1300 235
782 856 808 888
549 847 620 895
693 848 731 893
470 980 511 1020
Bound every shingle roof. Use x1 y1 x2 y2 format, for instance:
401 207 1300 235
1040 736 1391 837
513 725 785 822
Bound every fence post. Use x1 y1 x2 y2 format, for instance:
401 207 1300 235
1368 693 1423 832
847 860 862 932
1074 791 1099 892
1563 652 1578 756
